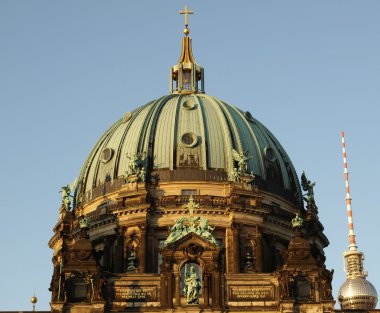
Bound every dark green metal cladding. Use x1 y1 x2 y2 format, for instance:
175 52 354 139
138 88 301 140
76 94 301 205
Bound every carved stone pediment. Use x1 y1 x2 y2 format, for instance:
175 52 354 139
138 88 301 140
163 232 218 251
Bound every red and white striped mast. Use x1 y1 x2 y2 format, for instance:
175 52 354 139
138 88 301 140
338 131 378 310
341 131 358 251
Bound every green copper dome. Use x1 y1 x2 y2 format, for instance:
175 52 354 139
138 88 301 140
76 93 301 206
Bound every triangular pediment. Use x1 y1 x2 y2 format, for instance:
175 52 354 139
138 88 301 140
162 231 218 252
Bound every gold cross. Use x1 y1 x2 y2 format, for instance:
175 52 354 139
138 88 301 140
179 5 194 27
182 195 199 217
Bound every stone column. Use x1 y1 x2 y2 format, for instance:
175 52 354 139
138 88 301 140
220 272 225 307
138 223 147 273
146 225 155 272
232 223 240 273
255 226 263 272
167 272 174 308
160 274 167 308
102 235 112 271
175 272 180 306
212 272 220 309
114 227 125 273
225 227 233 273
203 273 209 307
226 223 240 273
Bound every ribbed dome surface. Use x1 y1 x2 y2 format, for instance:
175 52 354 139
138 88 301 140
76 94 301 205
339 277 378 310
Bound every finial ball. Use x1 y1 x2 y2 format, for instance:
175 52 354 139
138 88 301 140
31 296 38 304
184 28 190 35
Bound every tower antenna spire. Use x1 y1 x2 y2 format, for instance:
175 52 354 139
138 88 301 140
341 131 357 251
338 131 378 310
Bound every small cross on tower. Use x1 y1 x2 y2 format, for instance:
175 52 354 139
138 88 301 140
179 5 194 28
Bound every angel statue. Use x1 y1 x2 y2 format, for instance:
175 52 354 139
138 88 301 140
60 178 77 211
301 171 315 206
231 167 240 182
126 152 145 175
164 217 187 246
232 149 251 174
196 219 217 244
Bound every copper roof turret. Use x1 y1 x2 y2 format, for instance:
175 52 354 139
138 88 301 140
170 6 204 94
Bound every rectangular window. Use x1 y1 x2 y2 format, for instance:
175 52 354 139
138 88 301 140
181 189 197 195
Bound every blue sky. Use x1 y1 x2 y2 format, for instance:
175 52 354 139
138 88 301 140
0 1 379 310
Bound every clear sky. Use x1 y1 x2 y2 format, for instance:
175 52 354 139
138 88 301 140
0 1 379 310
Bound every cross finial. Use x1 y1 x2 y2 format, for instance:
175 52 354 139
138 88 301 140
182 195 199 217
179 5 194 29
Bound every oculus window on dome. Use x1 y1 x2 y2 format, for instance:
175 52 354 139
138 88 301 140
244 111 254 123
101 148 114 163
123 112 132 123
180 132 198 148
182 100 196 110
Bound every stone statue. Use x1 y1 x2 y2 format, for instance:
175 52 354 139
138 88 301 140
183 265 202 304
126 247 137 271
60 185 71 209
248 171 256 183
244 249 255 271
232 149 251 173
164 197 217 246
230 149 254 183
301 171 316 205
196 219 217 244
59 179 77 210
126 153 142 174
231 167 240 182
138 167 146 182
125 152 146 183
164 217 187 246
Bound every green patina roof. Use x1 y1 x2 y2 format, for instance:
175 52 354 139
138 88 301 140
77 94 301 205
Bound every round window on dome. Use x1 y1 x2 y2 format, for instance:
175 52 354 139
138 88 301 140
180 132 198 148
182 100 196 110
264 147 276 161
101 147 114 163
123 112 132 123
244 111 254 122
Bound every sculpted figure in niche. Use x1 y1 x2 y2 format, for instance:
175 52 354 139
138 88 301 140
183 265 202 304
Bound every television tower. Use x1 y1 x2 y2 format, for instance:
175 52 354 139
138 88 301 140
338 132 377 310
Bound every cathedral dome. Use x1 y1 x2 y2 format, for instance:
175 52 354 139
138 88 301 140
76 93 301 207
49 10 336 312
